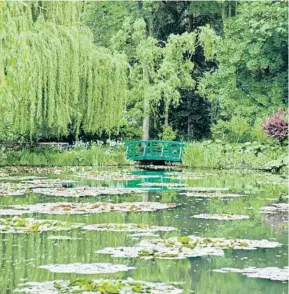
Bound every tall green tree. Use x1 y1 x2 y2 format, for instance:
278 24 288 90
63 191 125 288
198 1 288 124
0 2 128 141
111 17 199 140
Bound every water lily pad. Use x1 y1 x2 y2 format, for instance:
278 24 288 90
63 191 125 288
97 235 281 260
23 178 75 188
261 203 289 213
0 209 27 216
77 171 160 181
83 223 177 232
39 263 135 274
192 214 250 220
0 182 28 196
214 267 289 281
2 202 177 215
181 192 245 198
32 186 146 197
0 217 83 233
0 179 75 196
15 278 183 293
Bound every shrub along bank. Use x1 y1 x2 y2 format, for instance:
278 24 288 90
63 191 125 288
0 142 128 167
183 141 287 174
0 140 287 175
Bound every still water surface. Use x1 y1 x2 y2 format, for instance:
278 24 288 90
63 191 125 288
0 168 287 293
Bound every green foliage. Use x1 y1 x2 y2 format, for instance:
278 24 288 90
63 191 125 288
0 2 128 140
161 126 177 141
183 141 287 171
177 236 190 244
1 144 128 167
211 116 275 143
198 1 288 123
211 117 250 143
111 17 199 135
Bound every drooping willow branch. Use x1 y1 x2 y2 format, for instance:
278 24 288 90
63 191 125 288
0 2 128 140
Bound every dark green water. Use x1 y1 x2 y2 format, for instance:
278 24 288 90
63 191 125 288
0 168 288 294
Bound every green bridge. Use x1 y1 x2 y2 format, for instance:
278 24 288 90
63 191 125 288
125 140 185 163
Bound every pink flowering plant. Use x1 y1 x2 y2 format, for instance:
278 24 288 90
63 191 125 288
263 109 288 143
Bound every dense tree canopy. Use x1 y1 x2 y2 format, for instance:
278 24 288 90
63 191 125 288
0 1 287 143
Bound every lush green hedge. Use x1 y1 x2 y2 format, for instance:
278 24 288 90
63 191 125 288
183 141 287 174
0 145 128 167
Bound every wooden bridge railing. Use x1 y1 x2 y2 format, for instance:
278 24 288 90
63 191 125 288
125 140 185 162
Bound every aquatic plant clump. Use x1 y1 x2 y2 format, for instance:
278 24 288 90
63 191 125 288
32 186 146 197
39 263 135 274
214 267 289 282
15 278 183 293
192 214 250 221
97 235 281 260
2 202 177 215
0 217 83 233
83 223 177 232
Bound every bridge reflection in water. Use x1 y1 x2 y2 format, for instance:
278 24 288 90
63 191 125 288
125 140 185 164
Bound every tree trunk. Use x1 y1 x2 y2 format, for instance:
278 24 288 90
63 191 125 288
222 2 226 21
142 65 150 141
228 1 232 17
164 103 169 128
142 113 150 140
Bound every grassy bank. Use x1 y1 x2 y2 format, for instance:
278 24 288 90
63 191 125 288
0 143 128 167
1 141 287 175
183 141 287 174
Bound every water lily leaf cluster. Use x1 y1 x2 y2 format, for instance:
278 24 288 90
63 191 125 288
15 278 183 294
97 235 280 260
0 201 177 215
0 217 83 233
83 223 177 233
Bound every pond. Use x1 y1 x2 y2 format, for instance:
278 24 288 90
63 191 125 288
0 167 288 293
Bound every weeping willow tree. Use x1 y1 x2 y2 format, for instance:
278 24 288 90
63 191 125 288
0 2 128 141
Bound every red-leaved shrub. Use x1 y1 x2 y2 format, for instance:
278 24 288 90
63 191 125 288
263 109 288 142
